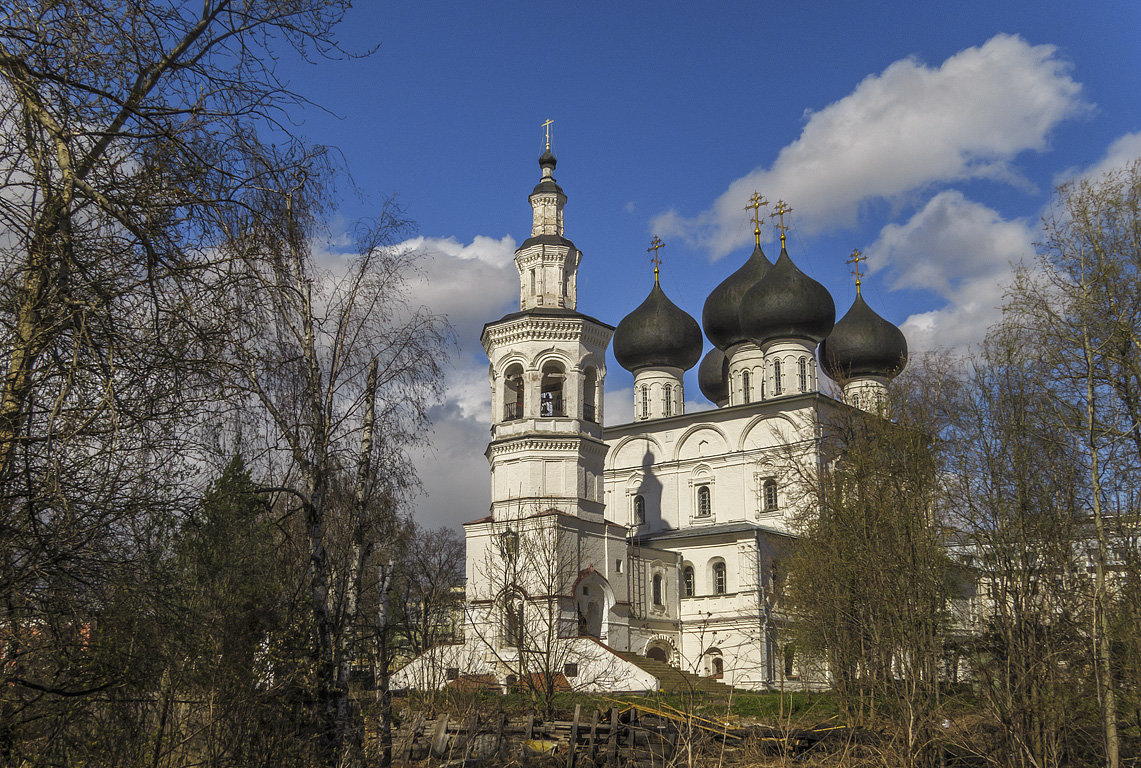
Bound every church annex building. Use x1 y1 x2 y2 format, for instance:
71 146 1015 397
393 146 908 693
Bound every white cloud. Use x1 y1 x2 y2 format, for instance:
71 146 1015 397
654 34 1089 258
866 191 1036 351
605 387 634 426
400 235 519 527
1056 130 1141 186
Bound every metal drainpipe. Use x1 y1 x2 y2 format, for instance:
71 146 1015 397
676 549 684 665
755 530 773 687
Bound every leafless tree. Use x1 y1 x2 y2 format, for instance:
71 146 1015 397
782 371 952 766
213 167 447 764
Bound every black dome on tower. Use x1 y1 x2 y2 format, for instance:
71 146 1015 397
701 244 773 350
739 247 835 346
820 293 908 380
698 347 730 405
613 281 703 373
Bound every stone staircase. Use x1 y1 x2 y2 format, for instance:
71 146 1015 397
612 651 735 696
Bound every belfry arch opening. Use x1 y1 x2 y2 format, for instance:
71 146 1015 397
503 363 524 421
540 361 565 417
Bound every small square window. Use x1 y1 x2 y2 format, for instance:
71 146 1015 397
446 667 459 680
564 663 579 678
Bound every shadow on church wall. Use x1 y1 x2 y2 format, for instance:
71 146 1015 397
634 448 674 532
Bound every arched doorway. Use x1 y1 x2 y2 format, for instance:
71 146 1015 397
646 646 668 663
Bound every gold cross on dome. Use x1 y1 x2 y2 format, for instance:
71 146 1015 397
745 192 768 246
771 200 793 247
648 235 666 282
541 119 554 151
847 249 865 295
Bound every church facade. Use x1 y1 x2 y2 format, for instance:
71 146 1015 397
393 148 908 692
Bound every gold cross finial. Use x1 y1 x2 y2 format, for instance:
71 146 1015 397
648 235 666 283
771 201 793 248
847 249 865 295
541 119 554 151
745 192 768 247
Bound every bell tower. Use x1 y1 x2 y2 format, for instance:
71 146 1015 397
480 146 614 521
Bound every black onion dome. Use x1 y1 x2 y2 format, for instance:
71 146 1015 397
820 293 908 380
698 347 730 405
532 150 563 195
701 244 773 350
739 247 835 346
613 281 703 373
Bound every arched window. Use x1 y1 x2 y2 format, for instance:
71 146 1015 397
711 656 724 678
503 363 524 421
773 359 783 396
529 268 536 296
798 357 807 392
663 383 673 416
696 485 711 518
640 385 650 420
503 595 524 648
852 392 861 410
652 574 664 606
683 566 695 597
583 367 598 422
540 361 565 417
741 370 751 403
712 561 726 594
633 495 646 525
763 479 778 511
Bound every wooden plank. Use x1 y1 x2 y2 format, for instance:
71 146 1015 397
606 708 619 765
588 709 600 763
396 710 424 761
567 703 581 768
430 713 450 758
524 712 534 741
459 714 479 758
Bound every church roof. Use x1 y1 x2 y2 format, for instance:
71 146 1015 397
820 292 908 380
701 244 772 350
633 521 793 544
613 281 703 372
483 306 615 334
739 247 835 345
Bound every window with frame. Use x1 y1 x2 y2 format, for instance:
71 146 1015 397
763 479 778 511
633 494 645 525
713 561 726 594
683 566 695 597
640 385 650 419
696 485 711 517
741 369 751 403
652 574 664 606
503 596 524 648
798 357 807 392
773 359 783 395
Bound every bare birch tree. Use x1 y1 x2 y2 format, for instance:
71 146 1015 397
214 168 447 764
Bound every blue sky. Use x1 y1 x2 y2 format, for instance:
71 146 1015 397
282 1 1141 529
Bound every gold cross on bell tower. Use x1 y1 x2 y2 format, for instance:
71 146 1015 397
541 119 554 151
745 192 768 247
648 235 666 283
771 200 793 248
847 249 865 295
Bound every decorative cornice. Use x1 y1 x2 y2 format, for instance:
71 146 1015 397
483 316 613 352
487 434 609 458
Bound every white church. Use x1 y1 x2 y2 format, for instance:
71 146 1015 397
393 146 908 693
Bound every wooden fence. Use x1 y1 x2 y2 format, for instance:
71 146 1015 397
391 701 848 766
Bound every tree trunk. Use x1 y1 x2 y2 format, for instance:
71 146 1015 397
1082 324 1120 768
